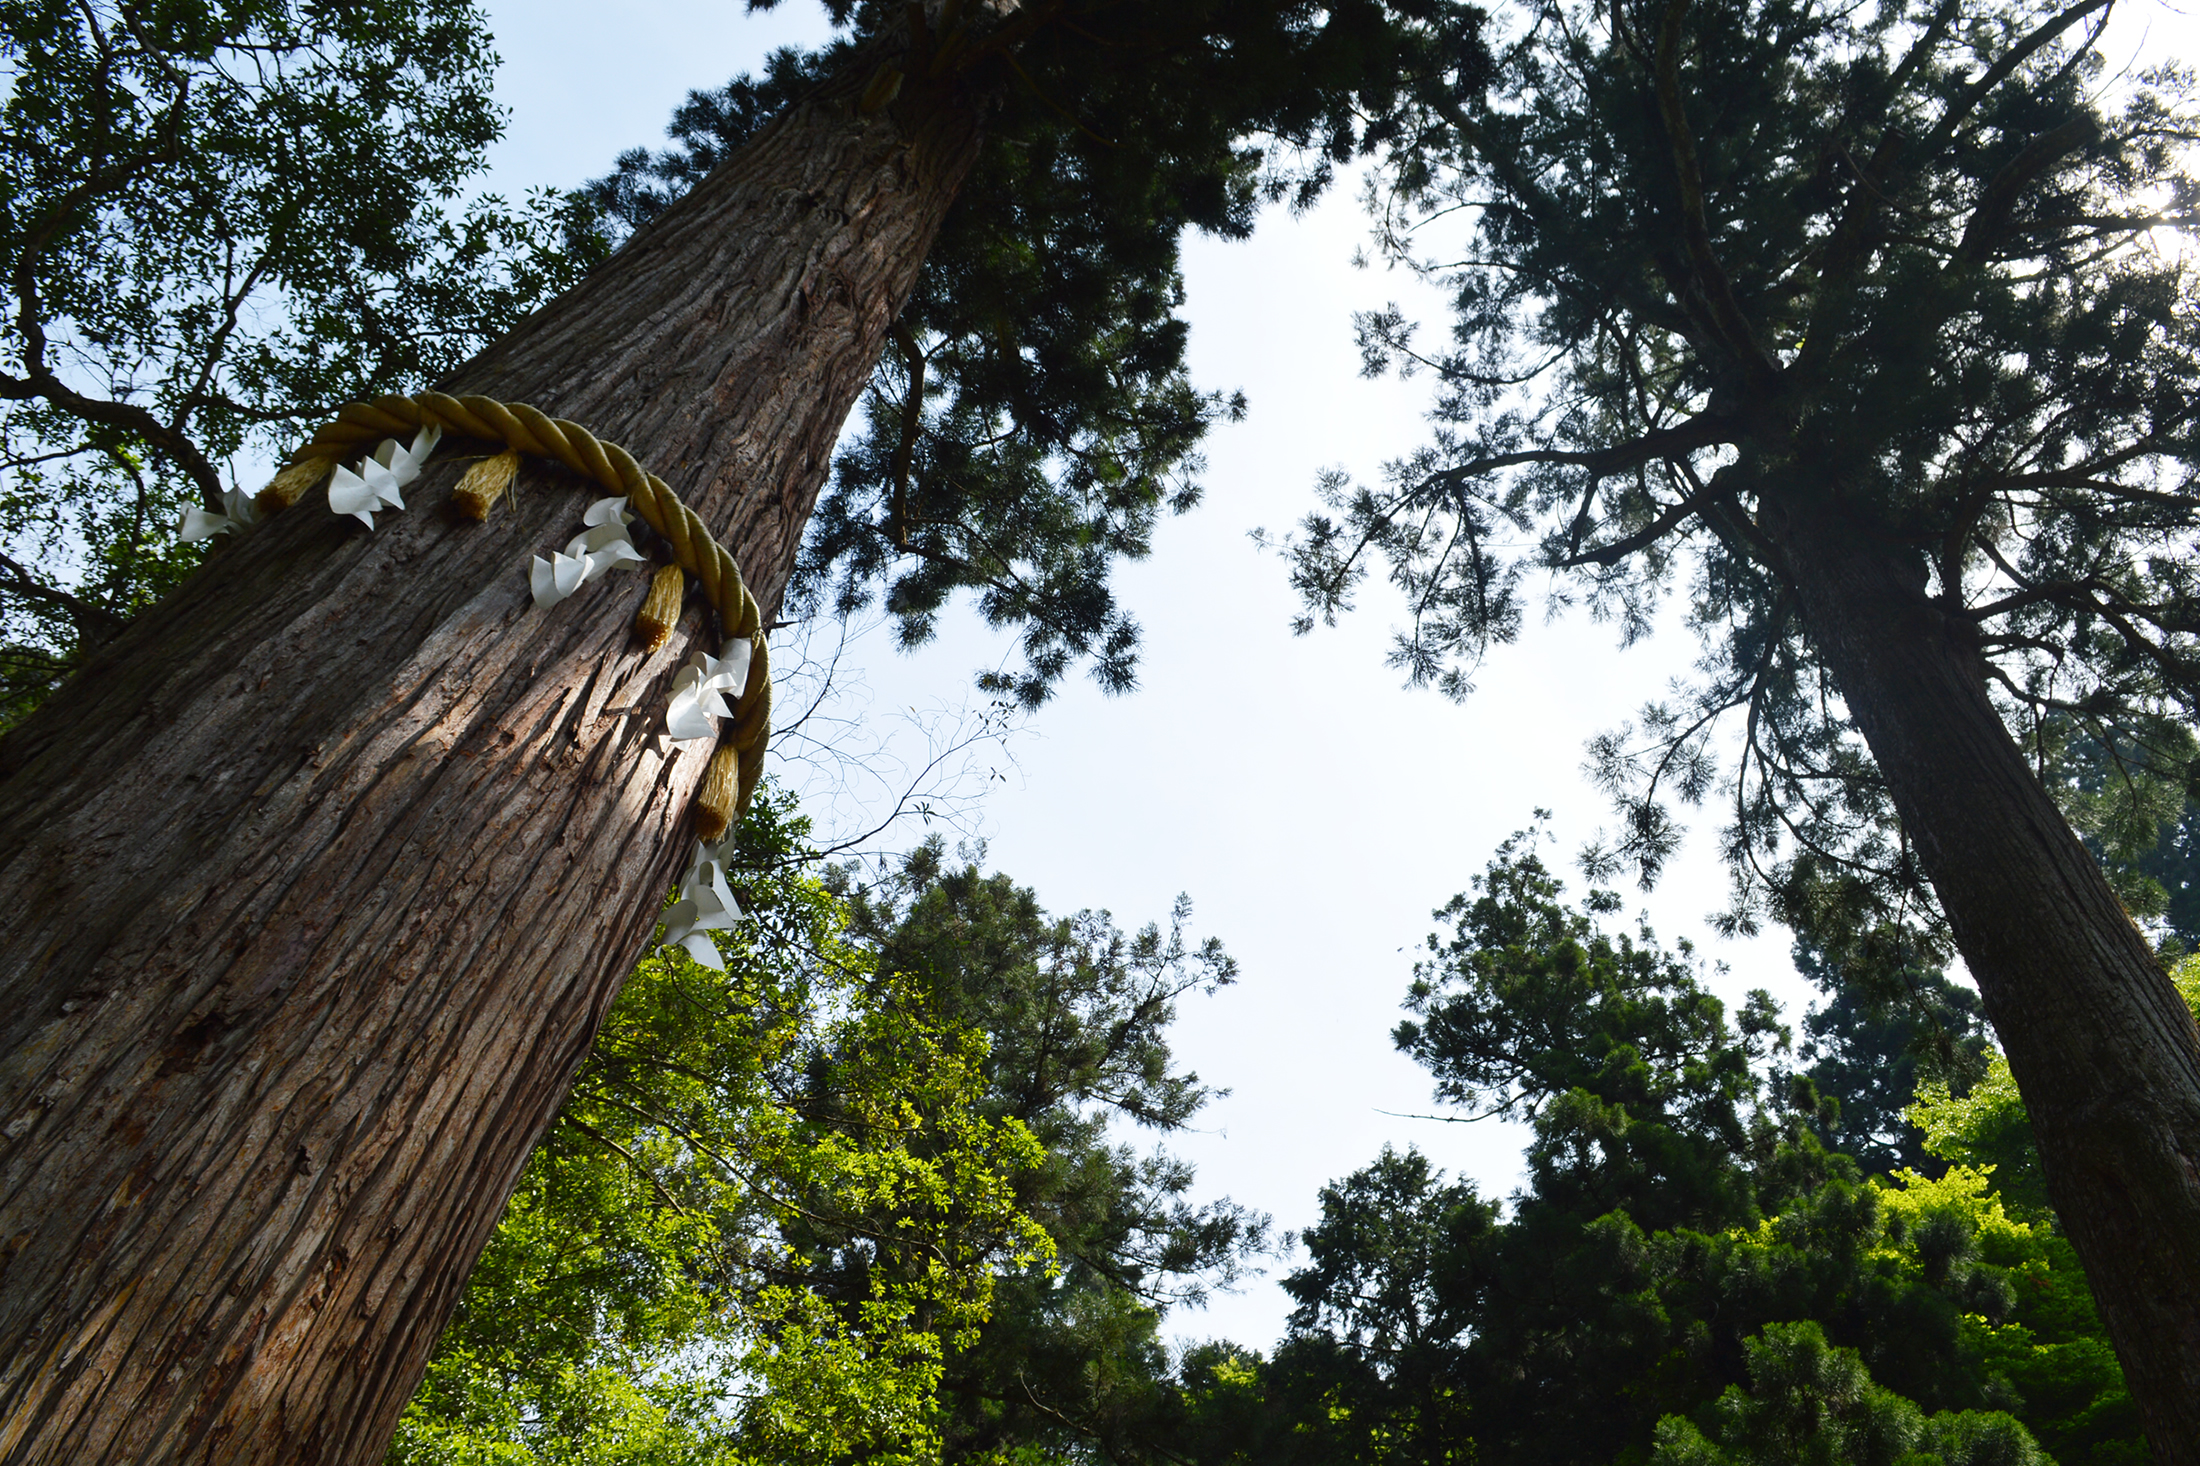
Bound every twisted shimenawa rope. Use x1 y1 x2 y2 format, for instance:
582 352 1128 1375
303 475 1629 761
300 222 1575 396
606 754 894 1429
256 391 769 838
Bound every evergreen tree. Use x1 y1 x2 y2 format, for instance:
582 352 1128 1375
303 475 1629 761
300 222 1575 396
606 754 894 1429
836 844 1263 1464
1280 0 2200 1439
580 8 1393 706
2050 724 2200 952
1216 838 2145 1466
2129 799 2200 953
1389 826 1825 1236
1649 1322 2044 1466
1790 944 1993 1178
0 5 1419 1460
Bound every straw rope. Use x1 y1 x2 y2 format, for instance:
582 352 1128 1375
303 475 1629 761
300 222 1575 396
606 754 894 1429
258 391 769 836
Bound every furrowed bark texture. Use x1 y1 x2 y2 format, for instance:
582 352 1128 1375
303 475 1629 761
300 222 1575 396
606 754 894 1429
1763 490 2200 1462
0 56 989 1466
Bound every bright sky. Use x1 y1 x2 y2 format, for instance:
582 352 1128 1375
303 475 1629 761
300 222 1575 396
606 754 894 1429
478 0 2196 1354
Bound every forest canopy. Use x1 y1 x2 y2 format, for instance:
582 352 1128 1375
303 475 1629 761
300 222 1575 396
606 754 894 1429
398 815 2155 1465
0 0 604 724
4 0 2194 1458
1285 0 2200 964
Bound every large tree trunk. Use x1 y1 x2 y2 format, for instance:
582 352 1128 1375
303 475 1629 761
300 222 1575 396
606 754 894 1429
0 46 989 1466
1762 488 2200 1462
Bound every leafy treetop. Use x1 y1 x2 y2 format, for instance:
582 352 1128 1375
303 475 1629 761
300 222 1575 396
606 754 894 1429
0 0 602 726
1205 836 2150 1466
593 0 1426 705
1284 0 2200 970
390 788 1055 1466
836 843 1265 1463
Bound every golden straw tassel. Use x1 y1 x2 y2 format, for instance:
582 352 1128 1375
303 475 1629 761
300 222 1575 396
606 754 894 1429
731 679 772 818
635 564 685 652
255 455 336 514
450 449 521 522
694 743 743 842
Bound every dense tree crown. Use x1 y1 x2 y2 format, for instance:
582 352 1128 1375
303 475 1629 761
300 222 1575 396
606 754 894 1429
590 0 1421 705
1270 0 2200 1434
406 823 2150 1465
389 791 1055 1466
1193 836 2152 1466
392 805 1256 1466
380 801 1215 1466
837 845 1262 1463
1287 0 2197 961
0 0 602 724
0 0 1427 720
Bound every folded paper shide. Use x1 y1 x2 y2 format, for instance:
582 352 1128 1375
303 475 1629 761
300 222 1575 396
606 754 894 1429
184 389 772 845
328 425 442 530
530 495 648 608
661 838 746 969
665 641 754 742
177 485 264 543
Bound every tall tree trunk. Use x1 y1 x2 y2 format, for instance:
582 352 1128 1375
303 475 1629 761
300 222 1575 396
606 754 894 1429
1762 488 2200 1462
0 46 989 1466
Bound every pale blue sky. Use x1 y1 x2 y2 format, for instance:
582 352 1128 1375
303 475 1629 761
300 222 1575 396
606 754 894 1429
476 0 2195 1353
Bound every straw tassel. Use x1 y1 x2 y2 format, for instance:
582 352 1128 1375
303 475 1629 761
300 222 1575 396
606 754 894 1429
255 455 336 514
734 683 771 816
694 742 743 842
451 449 521 521
230 391 775 837
635 564 685 652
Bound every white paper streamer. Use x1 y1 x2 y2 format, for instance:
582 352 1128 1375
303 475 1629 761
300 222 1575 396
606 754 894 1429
529 496 648 608
328 425 441 530
177 485 264 543
661 838 747 969
664 640 753 742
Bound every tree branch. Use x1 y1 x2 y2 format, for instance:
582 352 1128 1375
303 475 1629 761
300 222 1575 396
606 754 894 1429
1949 110 2101 269
1423 411 1737 495
1556 479 1706 568
1913 0 2111 162
0 369 227 514
1423 92 1697 340
0 551 128 645
1653 0 1778 384
887 321 927 548
556 1113 694 1217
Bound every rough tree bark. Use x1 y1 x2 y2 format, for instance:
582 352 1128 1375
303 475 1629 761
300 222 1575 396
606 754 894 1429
1762 487 2200 1462
0 42 991 1466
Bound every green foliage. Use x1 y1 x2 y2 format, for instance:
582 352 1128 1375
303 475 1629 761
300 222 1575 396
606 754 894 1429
1188 836 2143 1466
835 843 1265 1463
1280 0 2200 974
1791 947 1993 1178
390 791 1052 1466
1394 824 1826 1235
2124 797 2200 955
1267 1147 1494 1466
396 826 2161 1466
1906 1059 2048 1219
1875 1169 2142 1466
0 0 604 726
590 1 1425 704
2029 720 2200 957
394 811 1260 1466
2051 724 2200 935
1904 958 2200 1225
1649 1320 2042 1466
